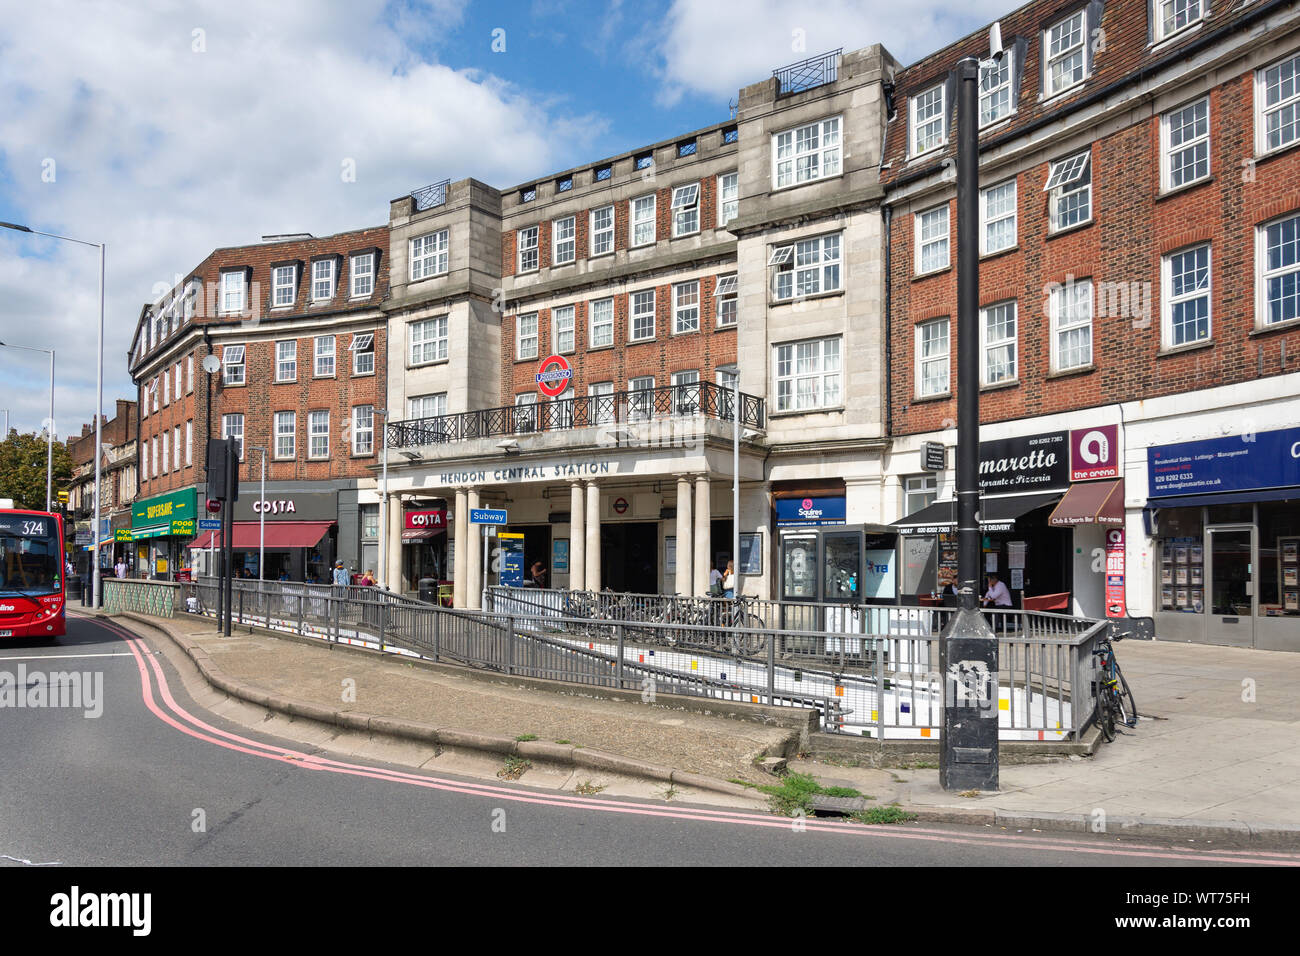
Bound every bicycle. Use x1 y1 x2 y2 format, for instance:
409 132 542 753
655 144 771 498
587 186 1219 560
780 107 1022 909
1091 633 1138 742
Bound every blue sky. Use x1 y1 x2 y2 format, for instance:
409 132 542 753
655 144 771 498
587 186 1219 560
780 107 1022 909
0 0 1009 438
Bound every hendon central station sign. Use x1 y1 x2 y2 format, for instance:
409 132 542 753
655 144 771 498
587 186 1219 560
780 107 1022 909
436 460 616 485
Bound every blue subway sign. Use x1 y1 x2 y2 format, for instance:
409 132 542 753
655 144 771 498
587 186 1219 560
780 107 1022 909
470 508 509 525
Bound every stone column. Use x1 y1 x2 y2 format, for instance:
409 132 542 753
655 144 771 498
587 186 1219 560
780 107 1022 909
694 476 711 597
386 493 404 594
569 481 585 590
585 481 601 591
453 488 468 607
466 487 482 609
675 476 693 596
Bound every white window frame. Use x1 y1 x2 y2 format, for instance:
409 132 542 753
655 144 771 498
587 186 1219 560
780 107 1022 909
673 280 700 334
671 183 700 237
910 86 946 157
276 340 297 382
590 205 614 256
222 413 244 461
409 316 449 365
312 259 335 302
350 253 374 298
314 335 336 377
513 393 538 434
1162 244 1212 348
407 393 447 421
980 49 1014 127
774 337 843 412
186 355 193 393
172 426 180 472
771 233 842 301
631 195 656 247
163 369 169 406
1161 97 1210 192
222 344 245 386
630 290 655 342
161 430 168 474
1046 151 1092 232
553 304 575 354
274 411 296 460
350 332 374 375
517 225 539 273
1257 52 1300 156
308 410 330 459
552 216 576 265
352 405 374 456
589 298 614 349
185 421 192 467
1049 279 1094 372
628 376 655 422
152 436 159 476
1153 0 1205 44
980 180 1017 255
220 271 246 314
670 370 700 416
718 172 738 226
714 274 738 327
588 381 615 425
516 312 539 360
915 205 950 274
1043 10 1087 99
915 318 950 398
979 301 1018 385
273 264 296 308
773 116 842 187
410 230 449 280
1258 213 1300 328
905 474 939 516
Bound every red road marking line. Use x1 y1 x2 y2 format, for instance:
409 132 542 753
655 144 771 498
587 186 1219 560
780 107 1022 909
97 618 1300 865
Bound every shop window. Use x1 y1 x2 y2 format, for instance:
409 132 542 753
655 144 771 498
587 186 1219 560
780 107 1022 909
1260 501 1300 616
904 474 937 515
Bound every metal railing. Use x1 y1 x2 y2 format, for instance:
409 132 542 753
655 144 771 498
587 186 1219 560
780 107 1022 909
773 49 842 96
387 381 765 449
104 578 1109 739
411 179 450 211
104 578 180 618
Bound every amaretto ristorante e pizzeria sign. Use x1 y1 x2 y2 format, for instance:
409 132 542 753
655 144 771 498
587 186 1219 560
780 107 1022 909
977 431 1070 493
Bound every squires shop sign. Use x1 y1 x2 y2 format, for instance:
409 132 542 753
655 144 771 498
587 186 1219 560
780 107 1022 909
978 431 1069 493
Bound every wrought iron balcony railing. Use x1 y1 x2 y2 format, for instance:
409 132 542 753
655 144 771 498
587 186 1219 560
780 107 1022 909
387 382 765 450
772 49 841 97
411 179 450 212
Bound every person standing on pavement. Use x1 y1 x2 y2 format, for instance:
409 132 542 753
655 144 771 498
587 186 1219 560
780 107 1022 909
709 561 724 596
114 558 127 579
529 561 547 588
723 560 736 599
332 561 349 587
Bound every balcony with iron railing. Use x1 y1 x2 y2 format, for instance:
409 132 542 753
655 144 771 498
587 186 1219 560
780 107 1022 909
411 179 451 212
772 49 842 97
387 381 764 453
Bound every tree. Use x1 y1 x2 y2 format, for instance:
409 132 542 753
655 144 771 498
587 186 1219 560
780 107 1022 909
0 430 73 511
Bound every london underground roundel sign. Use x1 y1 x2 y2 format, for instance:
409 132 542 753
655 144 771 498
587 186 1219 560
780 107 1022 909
535 354 573 398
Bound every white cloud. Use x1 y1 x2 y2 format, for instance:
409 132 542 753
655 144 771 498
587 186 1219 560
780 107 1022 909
648 0 1014 107
0 0 606 437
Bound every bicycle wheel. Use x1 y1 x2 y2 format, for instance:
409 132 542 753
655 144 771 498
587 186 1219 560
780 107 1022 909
1115 664 1138 727
1094 683 1116 743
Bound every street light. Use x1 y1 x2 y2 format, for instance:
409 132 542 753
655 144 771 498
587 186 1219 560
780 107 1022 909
248 445 268 585
1 222 105 607
0 341 55 512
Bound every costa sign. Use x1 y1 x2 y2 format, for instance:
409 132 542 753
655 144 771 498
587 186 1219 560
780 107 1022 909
404 509 446 530
535 354 573 398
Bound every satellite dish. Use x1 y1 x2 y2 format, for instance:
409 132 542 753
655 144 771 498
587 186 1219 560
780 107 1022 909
201 354 221 374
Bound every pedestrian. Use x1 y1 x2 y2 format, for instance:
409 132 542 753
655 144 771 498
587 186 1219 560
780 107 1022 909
359 569 375 586
723 560 736 599
530 561 547 588
709 561 724 596
981 573 1013 608
114 558 128 579
332 560 349 586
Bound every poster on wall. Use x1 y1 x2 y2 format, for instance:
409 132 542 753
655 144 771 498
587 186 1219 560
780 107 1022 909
862 549 895 600
1105 527 1126 618
1010 568 1024 590
1286 591 1299 612
739 533 763 575
1007 541 1027 569
498 533 525 587
552 539 569 573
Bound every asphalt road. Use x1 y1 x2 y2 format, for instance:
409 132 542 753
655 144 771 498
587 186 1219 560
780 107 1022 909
0 614 1292 868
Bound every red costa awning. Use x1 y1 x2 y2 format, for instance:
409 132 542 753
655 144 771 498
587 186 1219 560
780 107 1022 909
190 521 335 550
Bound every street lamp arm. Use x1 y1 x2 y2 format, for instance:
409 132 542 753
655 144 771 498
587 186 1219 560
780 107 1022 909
0 221 101 249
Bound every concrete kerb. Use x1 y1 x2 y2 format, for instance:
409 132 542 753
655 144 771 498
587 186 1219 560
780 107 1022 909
108 610 757 801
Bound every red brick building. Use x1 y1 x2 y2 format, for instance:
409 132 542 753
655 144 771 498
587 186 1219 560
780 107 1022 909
881 0 1300 648
127 227 389 581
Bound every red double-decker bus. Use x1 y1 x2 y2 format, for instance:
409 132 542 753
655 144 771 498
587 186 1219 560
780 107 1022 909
0 507 66 640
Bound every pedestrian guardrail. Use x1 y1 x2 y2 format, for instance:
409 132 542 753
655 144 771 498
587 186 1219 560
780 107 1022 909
103 578 180 618
102 578 1109 739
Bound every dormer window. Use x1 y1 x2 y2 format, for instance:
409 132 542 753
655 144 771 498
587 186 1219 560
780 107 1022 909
910 86 946 156
980 50 1014 127
312 259 335 301
1044 10 1087 98
1153 0 1205 44
273 264 296 308
220 271 246 314
350 252 374 297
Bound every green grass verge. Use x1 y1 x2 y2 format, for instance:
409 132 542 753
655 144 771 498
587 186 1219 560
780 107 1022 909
758 772 868 817
851 806 918 825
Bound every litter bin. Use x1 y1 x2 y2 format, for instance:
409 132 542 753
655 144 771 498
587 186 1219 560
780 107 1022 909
417 577 438 604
